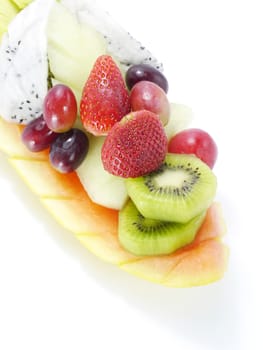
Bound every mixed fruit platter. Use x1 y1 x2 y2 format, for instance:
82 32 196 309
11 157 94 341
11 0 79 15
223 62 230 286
0 0 229 287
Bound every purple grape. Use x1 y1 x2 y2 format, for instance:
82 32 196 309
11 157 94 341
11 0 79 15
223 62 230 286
21 115 58 152
49 129 89 173
43 84 77 132
125 64 169 93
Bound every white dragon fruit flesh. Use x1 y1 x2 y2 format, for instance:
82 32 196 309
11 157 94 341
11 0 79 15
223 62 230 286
61 0 163 72
0 0 54 124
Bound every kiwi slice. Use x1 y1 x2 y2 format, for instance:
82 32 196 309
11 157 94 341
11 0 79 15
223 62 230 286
126 153 217 223
119 200 206 256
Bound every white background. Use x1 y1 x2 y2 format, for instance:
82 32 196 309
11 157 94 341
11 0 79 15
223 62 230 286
0 0 262 349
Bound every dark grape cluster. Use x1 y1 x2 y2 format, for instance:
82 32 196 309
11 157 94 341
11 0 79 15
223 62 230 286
21 84 89 173
21 64 171 174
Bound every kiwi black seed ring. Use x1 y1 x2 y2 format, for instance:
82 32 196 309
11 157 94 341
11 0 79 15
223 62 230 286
133 212 169 233
145 162 201 197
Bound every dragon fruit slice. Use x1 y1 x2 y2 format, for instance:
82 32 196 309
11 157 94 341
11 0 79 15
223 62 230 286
0 0 54 124
61 0 163 72
0 0 163 125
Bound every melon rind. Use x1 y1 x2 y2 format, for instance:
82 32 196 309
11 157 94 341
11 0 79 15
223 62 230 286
0 117 229 287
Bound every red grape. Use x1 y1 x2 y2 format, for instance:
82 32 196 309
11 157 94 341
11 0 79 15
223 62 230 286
126 64 169 93
49 129 89 173
43 84 77 132
130 81 170 125
21 115 58 152
168 128 218 168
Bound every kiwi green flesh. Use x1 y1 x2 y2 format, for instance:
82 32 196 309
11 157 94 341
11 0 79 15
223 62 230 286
119 200 206 256
126 153 217 223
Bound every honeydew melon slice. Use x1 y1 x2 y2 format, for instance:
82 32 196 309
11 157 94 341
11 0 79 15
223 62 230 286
164 103 193 140
77 136 129 210
47 2 107 103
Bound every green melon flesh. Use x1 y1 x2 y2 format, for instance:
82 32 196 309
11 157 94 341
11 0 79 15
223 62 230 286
77 136 128 210
47 2 107 104
164 103 193 140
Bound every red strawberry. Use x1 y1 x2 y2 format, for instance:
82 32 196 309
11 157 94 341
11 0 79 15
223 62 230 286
101 110 168 178
80 55 131 136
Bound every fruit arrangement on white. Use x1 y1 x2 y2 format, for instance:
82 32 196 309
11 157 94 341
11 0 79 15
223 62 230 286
0 0 228 287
